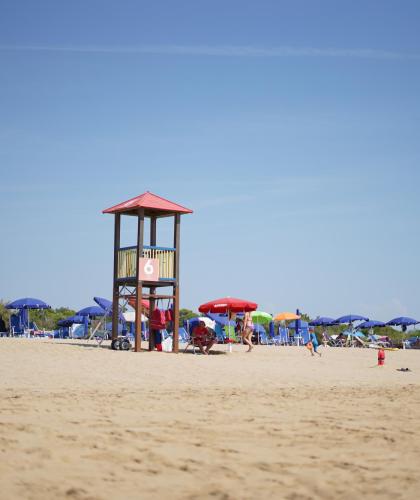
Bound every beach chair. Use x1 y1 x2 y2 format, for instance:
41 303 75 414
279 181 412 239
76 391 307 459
92 330 107 347
183 331 199 354
322 332 337 347
183 328 216 354
272 327 289 346
352 334 369 348
368 334 390 348
10 314 24 337
259 330 273 345
178 327 189 343
403 336 419 349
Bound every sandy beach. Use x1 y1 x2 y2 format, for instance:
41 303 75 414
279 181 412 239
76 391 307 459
1 339 420 500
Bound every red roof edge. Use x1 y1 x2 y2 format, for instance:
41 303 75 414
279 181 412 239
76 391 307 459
102 191 193 215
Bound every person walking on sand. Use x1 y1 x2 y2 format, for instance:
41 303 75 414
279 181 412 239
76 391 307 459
306 327 321 357
242 311 254 352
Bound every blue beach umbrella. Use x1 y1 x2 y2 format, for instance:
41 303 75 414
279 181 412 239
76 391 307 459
6 297 51 331
94 297 112 312
309 317 338 326
77 306 107 318
336 314 369 324
386 317 419 341
65 315 85 324
57 315 85 327
94 296 126 324
386 317 419 327
6 297 51 310
358 320 386 329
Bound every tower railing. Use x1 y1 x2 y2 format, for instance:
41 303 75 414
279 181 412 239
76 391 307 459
117 245 175 280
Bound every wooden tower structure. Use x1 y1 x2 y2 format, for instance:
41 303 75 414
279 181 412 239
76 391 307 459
103 191 193 353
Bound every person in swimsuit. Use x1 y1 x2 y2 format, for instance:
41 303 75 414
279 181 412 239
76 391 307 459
242 311 254 352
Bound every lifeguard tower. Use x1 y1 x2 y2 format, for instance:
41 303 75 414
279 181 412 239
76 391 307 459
103 191 193 353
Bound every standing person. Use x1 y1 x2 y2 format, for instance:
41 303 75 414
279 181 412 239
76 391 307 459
235 317 243 339
242 311 254 352
307 327 321 357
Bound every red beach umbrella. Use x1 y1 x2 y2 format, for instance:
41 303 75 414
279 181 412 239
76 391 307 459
198 297 258 314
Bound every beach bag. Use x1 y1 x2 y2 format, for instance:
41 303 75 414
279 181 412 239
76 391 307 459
150 308 166 330
162 336 173 352
165 309 174 322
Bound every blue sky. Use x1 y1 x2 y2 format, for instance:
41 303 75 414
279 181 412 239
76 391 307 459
1 1 419 321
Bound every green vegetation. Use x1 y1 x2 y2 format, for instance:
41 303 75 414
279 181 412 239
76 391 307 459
28 307 76 330
0 300 12 327
179 308 198 326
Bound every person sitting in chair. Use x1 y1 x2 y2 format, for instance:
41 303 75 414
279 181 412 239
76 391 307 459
192 320 216 355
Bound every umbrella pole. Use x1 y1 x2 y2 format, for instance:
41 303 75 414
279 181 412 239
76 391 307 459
228 309 232 353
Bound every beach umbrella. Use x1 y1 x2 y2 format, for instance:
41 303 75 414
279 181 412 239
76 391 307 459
127 296 151 311
386 317 419 347
196 316 217 329
6 297 51 310
204 313 232 327
274 312 300 321
358 320 386 329
336 314 369 324
358 320 386 339
250 311 272 344
58 315 84 326
6 297 51 332
77 306 107 318
94 296 113 312
199 297 258 314
251 311 273 324
309 317 338 326
386 317 419 327
198 297 258 351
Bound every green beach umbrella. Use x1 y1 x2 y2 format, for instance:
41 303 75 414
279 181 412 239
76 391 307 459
251 311 273 344
251 311 273 324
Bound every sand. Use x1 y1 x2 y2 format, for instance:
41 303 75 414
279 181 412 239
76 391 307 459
1 339 420 500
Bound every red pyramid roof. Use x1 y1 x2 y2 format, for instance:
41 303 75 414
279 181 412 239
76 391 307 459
102 191 193 216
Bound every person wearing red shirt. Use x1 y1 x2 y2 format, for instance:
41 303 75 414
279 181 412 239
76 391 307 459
192 320 216 355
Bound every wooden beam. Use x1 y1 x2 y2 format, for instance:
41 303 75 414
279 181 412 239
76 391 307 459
172 214 181 353
134 208 145 352
149 216 157 351
112 214 121 341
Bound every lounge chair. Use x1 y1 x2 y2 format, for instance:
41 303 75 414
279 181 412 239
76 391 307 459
178 327 189 343
368 334 390 348
273 327 290 346
403 336 419 349
322 332 337 347
259 330 274 345
183 329 215 354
